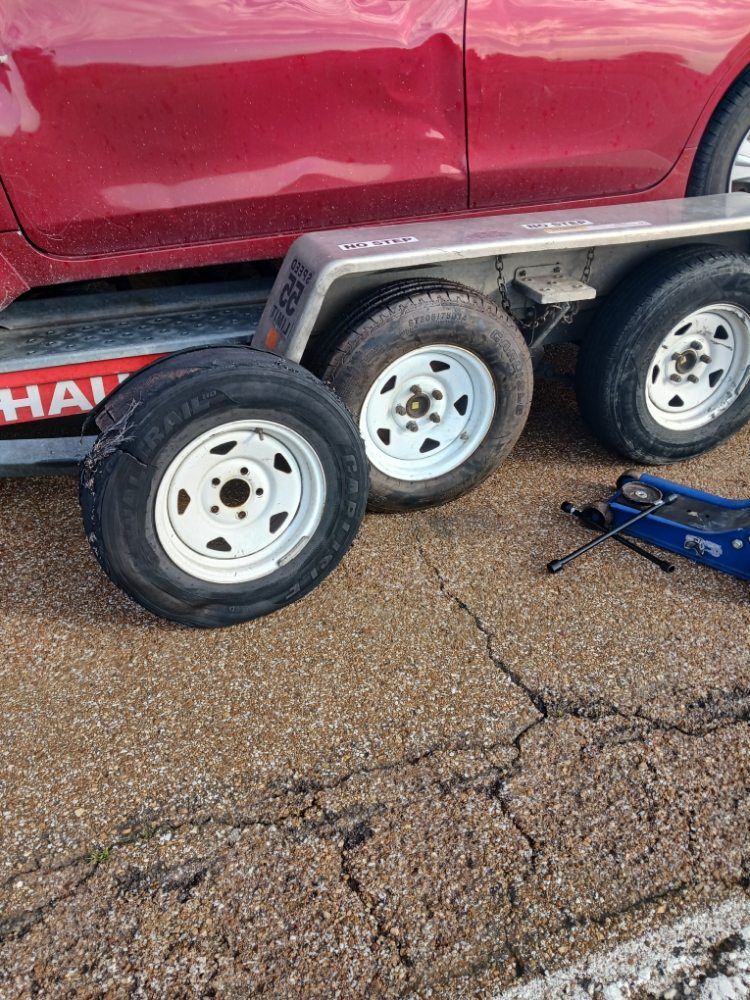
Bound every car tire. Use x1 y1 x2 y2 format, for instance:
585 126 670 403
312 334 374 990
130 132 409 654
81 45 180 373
318 280 533 512
80 347 368 628
688 71 750 195
575 246 750 464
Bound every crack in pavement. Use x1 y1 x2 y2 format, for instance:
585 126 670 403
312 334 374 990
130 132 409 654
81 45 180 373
412 531 549 722
0 738 514 902
411 523 750 739
0 865 96 944
0 741 513 948
336 818 411 980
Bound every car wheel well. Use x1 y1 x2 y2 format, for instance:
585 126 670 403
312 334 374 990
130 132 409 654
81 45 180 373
688 63 750 196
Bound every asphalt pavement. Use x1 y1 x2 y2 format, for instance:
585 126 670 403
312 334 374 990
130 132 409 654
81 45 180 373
1 355 749 997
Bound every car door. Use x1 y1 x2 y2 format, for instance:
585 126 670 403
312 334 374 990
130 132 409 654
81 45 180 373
465 0 750 210
0 0 467 257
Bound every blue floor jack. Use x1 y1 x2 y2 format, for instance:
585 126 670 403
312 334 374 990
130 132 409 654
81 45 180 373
549 471 750 582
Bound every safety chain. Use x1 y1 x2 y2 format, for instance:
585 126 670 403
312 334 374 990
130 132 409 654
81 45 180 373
581 244 596 285
494 254 514 318
495 253 554 339
561 245 596 324
526 303 558 340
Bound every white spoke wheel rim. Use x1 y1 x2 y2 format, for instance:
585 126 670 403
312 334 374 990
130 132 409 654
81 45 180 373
154 419 326 584
729 129 750 192
645 303 750 431
359 344 496 481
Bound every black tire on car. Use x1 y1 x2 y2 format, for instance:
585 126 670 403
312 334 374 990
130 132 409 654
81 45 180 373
80 347 368 628
575 246 750 464
688 70 750 195
314 279 533 512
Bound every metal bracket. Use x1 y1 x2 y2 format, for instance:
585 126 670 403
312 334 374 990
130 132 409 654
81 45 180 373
684 534 723 558
0 435 95 476
513 263 596 305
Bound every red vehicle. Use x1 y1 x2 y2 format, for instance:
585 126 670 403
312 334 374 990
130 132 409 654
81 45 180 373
3 1 750 626
0 0 750 302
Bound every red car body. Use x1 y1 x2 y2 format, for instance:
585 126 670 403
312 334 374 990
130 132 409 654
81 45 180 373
0 0 749 307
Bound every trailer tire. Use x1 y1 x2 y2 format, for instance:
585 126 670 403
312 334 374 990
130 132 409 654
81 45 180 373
318 280 532 511
575 246 750 464
80 347 368 628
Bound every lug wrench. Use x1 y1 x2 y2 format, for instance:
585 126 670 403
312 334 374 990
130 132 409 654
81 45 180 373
548 493 679 574
558 502 675 573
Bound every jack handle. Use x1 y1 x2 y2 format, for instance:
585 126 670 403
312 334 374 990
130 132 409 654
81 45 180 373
558 502 675 574
548 493 679 574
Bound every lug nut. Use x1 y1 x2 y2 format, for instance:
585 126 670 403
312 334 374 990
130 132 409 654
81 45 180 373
687 374 699 383
237 511 247 520
690 341 702 350
700 354 711 364
429 412 441 423
431 389 443 401
669 373 682 382
406 420 419 432
410 384 421 394
395 404 406 415
240 467 248 475
212 478 220 486
211 505 219 513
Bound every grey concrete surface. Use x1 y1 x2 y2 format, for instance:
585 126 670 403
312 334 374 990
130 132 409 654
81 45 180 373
497 893 750 998
1 358 749 997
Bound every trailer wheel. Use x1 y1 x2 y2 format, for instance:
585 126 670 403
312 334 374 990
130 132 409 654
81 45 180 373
318 280 532 511
80 347 368 628
576 247 750 464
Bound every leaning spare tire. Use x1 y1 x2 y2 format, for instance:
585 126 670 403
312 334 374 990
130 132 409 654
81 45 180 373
80 347 368 628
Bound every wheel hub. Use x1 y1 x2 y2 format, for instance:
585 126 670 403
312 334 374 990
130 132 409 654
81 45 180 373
218 477 252 508
673 349 698 375
199 456 269 528
405 391 431 419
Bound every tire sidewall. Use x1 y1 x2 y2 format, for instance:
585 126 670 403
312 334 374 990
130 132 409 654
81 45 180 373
85 366 367 626
330 297 532 508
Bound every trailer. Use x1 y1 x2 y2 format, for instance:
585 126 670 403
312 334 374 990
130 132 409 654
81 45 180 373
3 194 750 626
